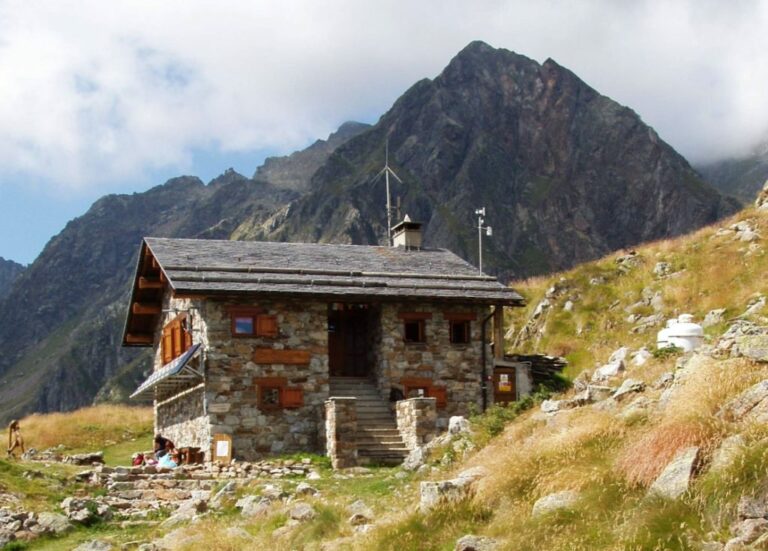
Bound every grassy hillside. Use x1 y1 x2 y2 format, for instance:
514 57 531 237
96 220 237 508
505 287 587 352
5 207 768 549
506 204 768 378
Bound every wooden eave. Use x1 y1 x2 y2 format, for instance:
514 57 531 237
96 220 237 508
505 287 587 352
122 240 170 347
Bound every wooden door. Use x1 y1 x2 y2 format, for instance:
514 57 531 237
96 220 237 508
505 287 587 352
328 304 372 377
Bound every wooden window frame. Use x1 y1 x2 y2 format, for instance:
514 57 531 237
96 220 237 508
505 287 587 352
403 319 426 343
255 377 303 411
449 319 471 345
229 308 278 338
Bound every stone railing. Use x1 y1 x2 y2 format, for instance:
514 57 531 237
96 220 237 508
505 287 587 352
396 397 437 450
325 397 357 469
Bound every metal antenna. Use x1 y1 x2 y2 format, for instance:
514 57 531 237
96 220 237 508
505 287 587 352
375 138 403 246
475 207 493 273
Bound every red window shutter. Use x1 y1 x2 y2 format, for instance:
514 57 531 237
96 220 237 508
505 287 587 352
427 387 448 409
281 388 304 409
256 315 278 338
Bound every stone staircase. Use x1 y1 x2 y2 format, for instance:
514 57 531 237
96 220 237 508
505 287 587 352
329 377 410 465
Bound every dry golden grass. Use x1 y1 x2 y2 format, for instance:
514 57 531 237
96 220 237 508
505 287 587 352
16 404 153 451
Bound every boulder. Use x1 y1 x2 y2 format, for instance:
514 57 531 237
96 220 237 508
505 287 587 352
420 477 477 513
703 308 727 328
734 336 768 362
732 518 768 544
402 446 428 471
632 348 652 366
648 447 700 499
653 262 671 277
591 360 625 383
719 380 768 423
737 493 768 520
613 379 646 401
224 526 253 541
64 452 105 466
236 495 271 517
455 534 499 551
531 491 580 517
162 499 207 527
73 541 113 551
711 434 746 472
35 512 72 535
449 416 472 435
347 499 374 522
295 482 319 497
289 502 316 522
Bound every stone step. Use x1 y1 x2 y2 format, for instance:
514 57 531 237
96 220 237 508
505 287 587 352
110 489 212 502
108 480 216 491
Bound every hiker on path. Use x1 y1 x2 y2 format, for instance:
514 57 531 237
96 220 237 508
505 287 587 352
7 420 24 458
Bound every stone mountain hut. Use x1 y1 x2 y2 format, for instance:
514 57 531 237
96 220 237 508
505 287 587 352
123 219 527 466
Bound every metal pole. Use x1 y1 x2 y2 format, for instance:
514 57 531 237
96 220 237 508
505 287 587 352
478 215 483 273
386 170 392 246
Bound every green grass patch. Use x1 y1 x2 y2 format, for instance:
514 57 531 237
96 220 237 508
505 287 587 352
366 499 492 551
101 433 153 466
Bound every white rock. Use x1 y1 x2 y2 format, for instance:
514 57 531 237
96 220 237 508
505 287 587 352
73 541 113 551
448 416 472 435
591 360 625 382
702 308 727 328
455 534 498 551
632 348 652 366
609 347 630 364
531 491 580 517
612 379 646 401
563 300 574 312
295 482 318 496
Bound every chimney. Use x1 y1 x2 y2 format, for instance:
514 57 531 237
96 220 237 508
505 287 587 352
391 215 422 249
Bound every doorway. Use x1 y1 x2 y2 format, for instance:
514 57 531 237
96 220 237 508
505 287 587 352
328 303 377 377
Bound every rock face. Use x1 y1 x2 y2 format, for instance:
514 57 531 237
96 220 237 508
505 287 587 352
0 257 24 300
269 41 736 279
0 40 737 421
254 121 371 191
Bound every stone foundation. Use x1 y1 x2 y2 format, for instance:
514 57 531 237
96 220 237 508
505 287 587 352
325 398 357 469
396 397 437 450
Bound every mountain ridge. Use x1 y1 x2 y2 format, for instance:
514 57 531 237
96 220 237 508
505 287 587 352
0 40 738 422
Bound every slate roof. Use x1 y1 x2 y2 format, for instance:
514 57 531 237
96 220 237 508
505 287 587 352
144 237 524 305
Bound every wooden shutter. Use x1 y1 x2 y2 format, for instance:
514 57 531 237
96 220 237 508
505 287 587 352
161 326 173 364
171 318 182 358
281 388 304 408
427 386 448 409
256 315 278 338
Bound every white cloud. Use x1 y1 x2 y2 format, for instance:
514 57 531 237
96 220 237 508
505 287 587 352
0 0 766 192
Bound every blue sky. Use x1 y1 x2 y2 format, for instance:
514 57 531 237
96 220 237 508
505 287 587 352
1 0 766 266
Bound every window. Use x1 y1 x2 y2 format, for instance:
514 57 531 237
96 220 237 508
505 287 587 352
449 320 470 344
398 312 431 343
233 316 254 335
255 377 304 411
404 320 425 343
445 312 476 345
161 314 192 365
229 308 278 338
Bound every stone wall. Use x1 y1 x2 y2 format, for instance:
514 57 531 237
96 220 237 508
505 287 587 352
396 397 437 450
375 303 490 426
325 398 357 469
155 386 210 454
203 298 329 460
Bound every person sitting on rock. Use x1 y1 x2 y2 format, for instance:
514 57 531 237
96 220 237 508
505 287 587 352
7 420 24 459
158 441 180 468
